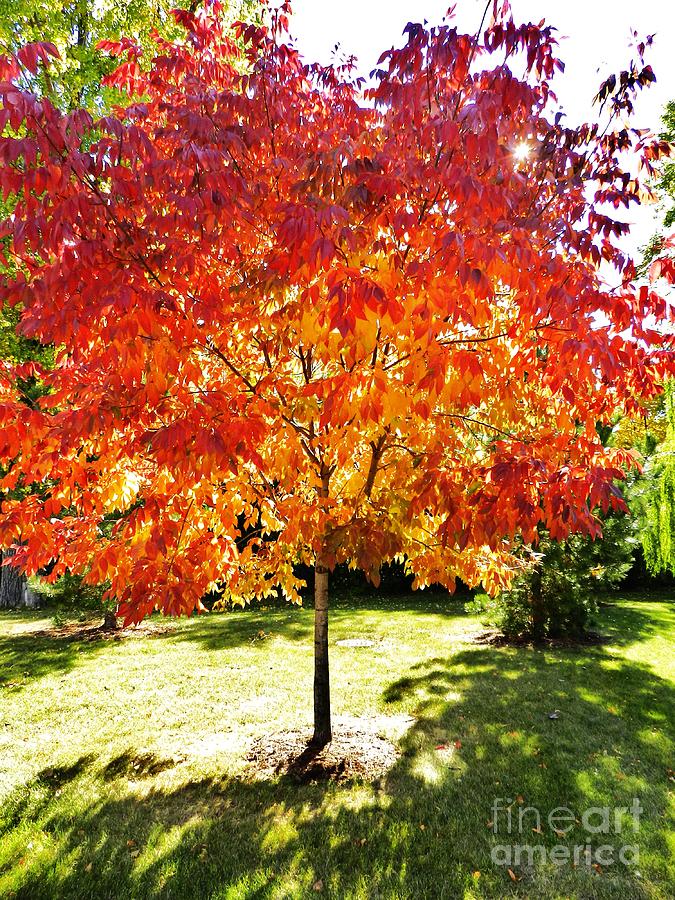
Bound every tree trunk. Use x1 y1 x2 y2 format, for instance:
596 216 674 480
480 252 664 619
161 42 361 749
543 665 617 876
102 609 119 631
311 471 332 749
0 548 39 609
312 561 331 748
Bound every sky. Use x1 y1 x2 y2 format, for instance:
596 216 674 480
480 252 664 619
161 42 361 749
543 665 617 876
286 0 675 258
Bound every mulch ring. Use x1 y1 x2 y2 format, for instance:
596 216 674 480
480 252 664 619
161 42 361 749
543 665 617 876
472 628 610 648
37 619 177 643
245 720 403 784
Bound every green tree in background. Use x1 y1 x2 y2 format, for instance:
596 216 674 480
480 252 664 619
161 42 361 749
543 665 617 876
0 1 258 110
467 515 637 640
657 101 675 229
629 97 675 578
632 383 675 576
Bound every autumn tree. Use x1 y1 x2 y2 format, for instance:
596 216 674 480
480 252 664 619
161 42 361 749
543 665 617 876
1 2 673 747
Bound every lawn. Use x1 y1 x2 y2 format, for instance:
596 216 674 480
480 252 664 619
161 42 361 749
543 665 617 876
0 591 673 899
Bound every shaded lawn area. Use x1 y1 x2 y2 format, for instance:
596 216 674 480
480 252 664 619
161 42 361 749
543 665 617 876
0 592 673 899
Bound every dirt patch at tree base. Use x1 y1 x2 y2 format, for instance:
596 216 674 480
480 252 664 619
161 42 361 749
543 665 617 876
36 619 177 643
245 722 402 783
473 629 610 648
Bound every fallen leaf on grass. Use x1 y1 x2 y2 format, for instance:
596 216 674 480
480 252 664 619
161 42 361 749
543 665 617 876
508 868 520 882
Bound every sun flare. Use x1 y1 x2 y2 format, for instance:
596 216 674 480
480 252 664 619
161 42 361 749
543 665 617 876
514 140 531 161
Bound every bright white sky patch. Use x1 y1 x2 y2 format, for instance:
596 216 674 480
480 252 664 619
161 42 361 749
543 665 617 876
289 0 675 258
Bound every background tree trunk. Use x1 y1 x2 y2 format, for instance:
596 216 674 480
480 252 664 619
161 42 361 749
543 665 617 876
312 470 332 748
102 609 118 631
0 549 39 609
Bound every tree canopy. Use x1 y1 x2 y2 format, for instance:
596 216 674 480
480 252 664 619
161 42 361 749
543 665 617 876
1 0 674 742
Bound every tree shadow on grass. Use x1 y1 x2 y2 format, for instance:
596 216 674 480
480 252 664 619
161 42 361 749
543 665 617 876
594 595 675 647
101 751 181 782
1 640 672 900
0 609 310 687
0 593 662 693
0 628 114 691
160 607 312 653
166 592 470 655
0 593 469 697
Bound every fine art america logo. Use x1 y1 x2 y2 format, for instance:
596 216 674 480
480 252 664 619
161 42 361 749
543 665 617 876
489 797 642 869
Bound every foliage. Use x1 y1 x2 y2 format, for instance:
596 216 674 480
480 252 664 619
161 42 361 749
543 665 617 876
0 0 258 363
613 391 668 455
631 381 675 576
656 100 675 229
468 515 637 638
0 2 674 738
0 0 257 368
32 569 108 614
640 99 675 265
0 0 258 112
0 0 259 610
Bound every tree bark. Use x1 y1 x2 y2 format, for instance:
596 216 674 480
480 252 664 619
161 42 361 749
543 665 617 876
311 470 332 749
102 609 119 631
0 548 39 609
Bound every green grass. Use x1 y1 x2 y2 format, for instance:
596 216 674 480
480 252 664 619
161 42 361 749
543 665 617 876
0 590 673 899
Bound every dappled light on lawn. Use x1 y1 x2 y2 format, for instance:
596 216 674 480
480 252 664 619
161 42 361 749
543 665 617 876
1 593 673 898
